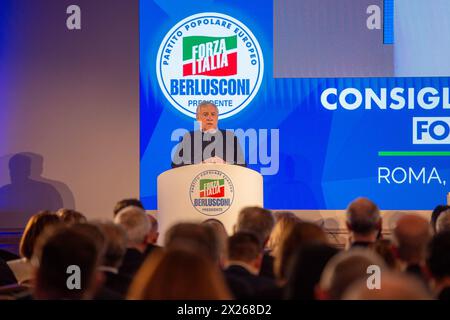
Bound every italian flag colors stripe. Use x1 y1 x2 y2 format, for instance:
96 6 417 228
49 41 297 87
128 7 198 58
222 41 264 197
183 36 238 77
199 179 225 198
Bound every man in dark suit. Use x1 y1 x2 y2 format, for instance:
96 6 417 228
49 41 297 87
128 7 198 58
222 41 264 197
171 101 246 168
234 206 276 279
114 207 151 280
224 232 277 300
346 197 382 249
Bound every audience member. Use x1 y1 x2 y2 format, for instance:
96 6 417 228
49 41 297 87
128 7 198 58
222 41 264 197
373 239 400 270
114 206 150 278
393 214 431 282
95 222 131 298
202 219 229 267
224 232 277 299
346 198 382 249
32 226 102 300
144 214 161 257
267 211 300 257
165 222 221 264
284 243 339 300
235 207 275 279
436 209 450 233
342 272 432 300
426 231 450 300
56 209 87 225
317 248 385 300
8 211 60 285
430 205 450 233
0 258 17 286
127 248 231 300
275 222 328 284
113 198 145 217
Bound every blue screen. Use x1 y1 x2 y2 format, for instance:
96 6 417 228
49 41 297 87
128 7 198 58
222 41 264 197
140 0 450 210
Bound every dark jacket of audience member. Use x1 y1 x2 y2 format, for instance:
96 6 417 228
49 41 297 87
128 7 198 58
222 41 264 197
427 231 450 300
284 243 339 300
224 232 278 299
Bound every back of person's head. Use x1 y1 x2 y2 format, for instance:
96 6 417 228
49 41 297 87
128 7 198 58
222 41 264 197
164 222 220 264
285 243 339 300
436 209 450 234
32 226 101 300
127 248 231 300
95 222 127 268
427 231 450 281
20 211 61 260
393 214 431 263
343 272 432 300
373 239 399 270
113 198 144 217
267 211 301 255
235 206 275 246
228 232 262 264
56 209 87 225
70 223 106 263
275 222 328 282
114 207 150 247
318 248 385 300
202 219 228 264
431 205 450 233
346 197 381 236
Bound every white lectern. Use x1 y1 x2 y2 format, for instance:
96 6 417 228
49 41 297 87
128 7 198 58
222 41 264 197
157 164 263 244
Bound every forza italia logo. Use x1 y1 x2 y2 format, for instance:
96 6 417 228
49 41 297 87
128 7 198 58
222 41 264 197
190 170 234 216
156 12 264 119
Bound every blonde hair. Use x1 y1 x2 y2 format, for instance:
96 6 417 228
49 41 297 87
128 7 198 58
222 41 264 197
127 248 232 300
267 212 301 256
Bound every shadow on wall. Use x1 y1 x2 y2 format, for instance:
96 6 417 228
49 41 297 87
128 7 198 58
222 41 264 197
0 152 75 229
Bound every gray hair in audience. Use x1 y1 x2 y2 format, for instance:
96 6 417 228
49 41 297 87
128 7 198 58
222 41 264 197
95 222 128 268
346 197 381 235
436 209 450 233
114 207 150 245
165 222 221 264
235 207 275 245
342 272 432 300
319 248 385 300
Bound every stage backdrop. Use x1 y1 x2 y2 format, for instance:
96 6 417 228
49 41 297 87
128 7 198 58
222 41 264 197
140 0 450 211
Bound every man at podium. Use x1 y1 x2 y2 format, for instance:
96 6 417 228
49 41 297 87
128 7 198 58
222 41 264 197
171 101 246 168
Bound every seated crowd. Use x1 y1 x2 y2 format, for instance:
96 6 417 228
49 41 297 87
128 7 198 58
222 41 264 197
0 198 450 300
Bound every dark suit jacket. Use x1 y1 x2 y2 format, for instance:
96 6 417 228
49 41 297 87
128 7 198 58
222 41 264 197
171 129 246 168
224 264 278 300
259 252 275 279
0 249 19 262
118 248 145 278
0 258 17 286
103 271 133 298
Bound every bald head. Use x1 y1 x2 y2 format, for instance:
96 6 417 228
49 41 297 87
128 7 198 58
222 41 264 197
346 198 381 237
319 249 385 300
343 272 432 300
394 214 431 263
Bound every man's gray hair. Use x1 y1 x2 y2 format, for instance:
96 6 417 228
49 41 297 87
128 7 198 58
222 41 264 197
346 197 381 235
95 222 127 268
114 207 150 245
235 207 275 245
436 209 450 233
196 101 219 116
319 248 385 299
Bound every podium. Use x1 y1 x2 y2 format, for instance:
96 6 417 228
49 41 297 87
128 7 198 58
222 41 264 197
157 164 263 244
